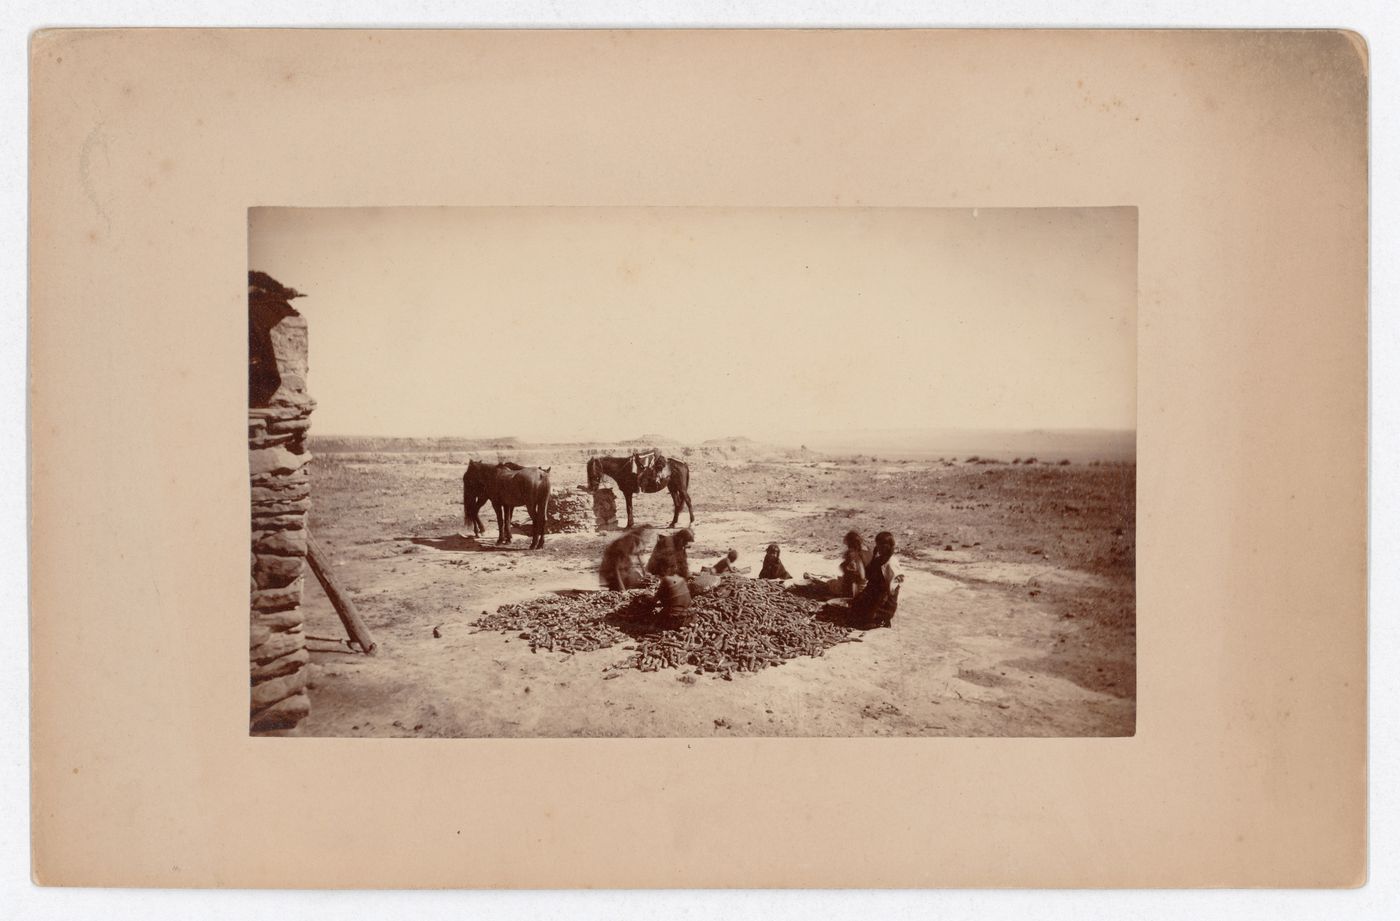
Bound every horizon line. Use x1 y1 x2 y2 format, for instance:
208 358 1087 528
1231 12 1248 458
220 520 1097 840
306 426 1139 442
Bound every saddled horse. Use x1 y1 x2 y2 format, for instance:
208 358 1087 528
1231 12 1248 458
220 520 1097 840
463 460 552 548
582 451 693 529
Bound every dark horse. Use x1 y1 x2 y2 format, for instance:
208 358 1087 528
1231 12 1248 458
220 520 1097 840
463 460 523 536
582 452 693 529
463 460 552 549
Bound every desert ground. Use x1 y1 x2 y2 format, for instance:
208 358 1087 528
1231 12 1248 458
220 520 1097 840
294 439 1135 737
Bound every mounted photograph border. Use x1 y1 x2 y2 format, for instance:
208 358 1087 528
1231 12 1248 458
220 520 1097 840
27 28 1366 889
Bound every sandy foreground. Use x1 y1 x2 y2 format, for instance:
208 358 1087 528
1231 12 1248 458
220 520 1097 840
293 452 1135 737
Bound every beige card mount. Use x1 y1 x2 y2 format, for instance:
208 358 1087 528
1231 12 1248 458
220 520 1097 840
29 29 1366 888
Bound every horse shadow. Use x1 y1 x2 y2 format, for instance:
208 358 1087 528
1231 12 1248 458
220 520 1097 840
405 534 534 553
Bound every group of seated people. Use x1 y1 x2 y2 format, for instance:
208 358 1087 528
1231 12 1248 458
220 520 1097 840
807 530 904 629
597 526 903 630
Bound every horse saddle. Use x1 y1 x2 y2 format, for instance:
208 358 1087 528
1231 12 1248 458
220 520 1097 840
636 452 670 493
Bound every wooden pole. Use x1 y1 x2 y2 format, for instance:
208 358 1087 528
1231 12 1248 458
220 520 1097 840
306 533 377 655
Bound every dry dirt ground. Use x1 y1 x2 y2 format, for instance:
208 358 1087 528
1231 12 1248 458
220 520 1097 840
295 453 1135 737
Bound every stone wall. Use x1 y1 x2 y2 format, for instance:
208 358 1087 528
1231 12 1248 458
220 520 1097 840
249 276 314 735
591 488 620 531
541 487 594 533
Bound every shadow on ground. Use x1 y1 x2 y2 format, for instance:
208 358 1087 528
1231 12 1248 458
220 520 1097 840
406 534 536 553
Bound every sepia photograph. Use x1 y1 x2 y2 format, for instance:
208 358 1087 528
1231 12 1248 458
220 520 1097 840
248 206 1136 738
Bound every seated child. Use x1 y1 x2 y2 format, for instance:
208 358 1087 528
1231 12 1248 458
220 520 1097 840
758 543 792 580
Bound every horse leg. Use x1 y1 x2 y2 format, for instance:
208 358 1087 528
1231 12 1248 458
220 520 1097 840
684 490 695 525
494 501 508 543
623 491 635 528
668 488 681 528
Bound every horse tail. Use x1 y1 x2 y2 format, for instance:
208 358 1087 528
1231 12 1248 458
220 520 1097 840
463 470 470 527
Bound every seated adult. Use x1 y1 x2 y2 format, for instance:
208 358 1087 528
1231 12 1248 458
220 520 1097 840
646 527 695 579
801 530 871 599
598 525 652 590
849 531 905 629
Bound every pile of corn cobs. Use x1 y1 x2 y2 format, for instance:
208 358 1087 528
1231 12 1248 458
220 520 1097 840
472 589 652 654
619 576 855 679
471 576 858 679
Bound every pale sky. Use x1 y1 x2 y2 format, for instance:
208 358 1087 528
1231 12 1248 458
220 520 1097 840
248 207 1136 442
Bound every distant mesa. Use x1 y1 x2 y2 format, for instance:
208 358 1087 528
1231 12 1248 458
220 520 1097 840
307 430 1141 464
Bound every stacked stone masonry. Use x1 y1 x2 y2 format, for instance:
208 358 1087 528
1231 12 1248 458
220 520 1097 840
249 295 315 735
591 488 620 531
542 487 595 533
